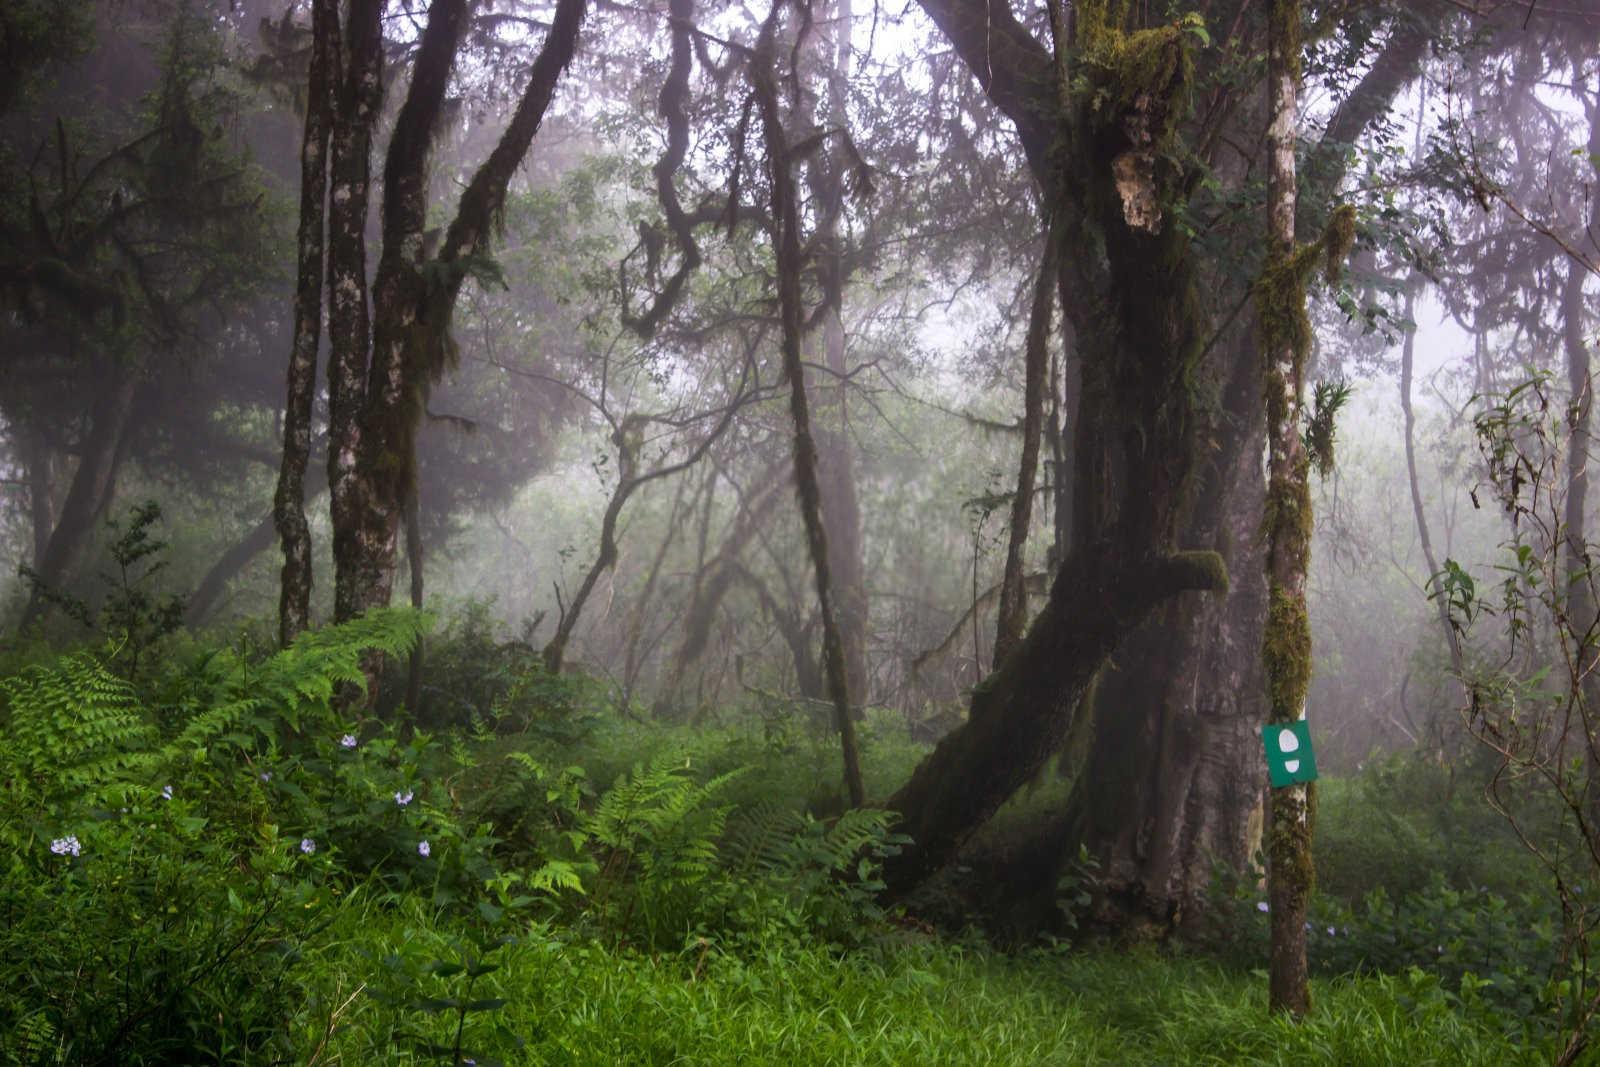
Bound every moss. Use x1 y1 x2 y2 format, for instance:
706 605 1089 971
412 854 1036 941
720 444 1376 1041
1161 549 1229 595
1263 583 1312 721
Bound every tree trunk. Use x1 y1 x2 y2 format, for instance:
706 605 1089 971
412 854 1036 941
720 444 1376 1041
21 367 137 627
811 0 871 706
993 226 1058 667
273 0 335 647
1401 283 1463 676
752 18 866 808
1054 331 1268 935
327 0 586 629
324 0 384 624
187 510 278 627
1261 0 1314 1016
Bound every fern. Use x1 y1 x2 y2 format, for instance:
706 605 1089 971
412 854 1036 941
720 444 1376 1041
724 802 901 881
0 652 159 803
173 608 429 754
586 752 746 885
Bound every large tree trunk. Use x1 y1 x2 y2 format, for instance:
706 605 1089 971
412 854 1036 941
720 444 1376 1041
1053 333 1268 935
273 0 335 647
324 0 384 624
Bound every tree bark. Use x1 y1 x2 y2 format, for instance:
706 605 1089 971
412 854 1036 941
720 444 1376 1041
1261 0 1313 1016
328 0 587 628
993 226 1058 667
752 16 866 808
274 0 335 647
324 0 384 624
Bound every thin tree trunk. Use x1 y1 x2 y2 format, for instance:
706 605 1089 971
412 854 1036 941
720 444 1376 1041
1261 0 1313 1016
23 426 54 570
404 485 425 713
274 0 335 647
752 18 866 808
1400 284 1463 677
993 225 1058 667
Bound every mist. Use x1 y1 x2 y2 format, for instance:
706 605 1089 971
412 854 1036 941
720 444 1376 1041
2 0 1599 1059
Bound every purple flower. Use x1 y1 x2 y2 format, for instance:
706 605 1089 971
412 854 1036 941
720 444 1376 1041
340 734 358 749
50 835 82 857
1327 926 1336 936
394 789 414 807
1256 901 1269 913
417 840 431 858
161 784 174 801
259 771 272 782
300 838 317 855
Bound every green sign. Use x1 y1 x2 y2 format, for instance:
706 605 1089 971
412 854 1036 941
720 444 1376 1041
1263 721 1318 788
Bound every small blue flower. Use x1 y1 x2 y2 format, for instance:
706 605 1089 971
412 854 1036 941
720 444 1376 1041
340 734 358 749
259 771 272 782
300 838 317 855
394 789 414 806
417 840 431 858
1326 926 1336 936
161 784 174 801
1256 901 1269 913
50 835 82 857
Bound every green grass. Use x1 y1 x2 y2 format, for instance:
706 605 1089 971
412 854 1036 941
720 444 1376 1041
303 900 1539 1065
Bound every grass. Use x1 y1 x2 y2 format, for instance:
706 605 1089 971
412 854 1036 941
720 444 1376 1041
301 898 1539 1065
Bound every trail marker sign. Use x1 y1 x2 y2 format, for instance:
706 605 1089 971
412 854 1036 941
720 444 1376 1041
1262 721 1318 788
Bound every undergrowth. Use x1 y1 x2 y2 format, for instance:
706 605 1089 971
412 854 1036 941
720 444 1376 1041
0 608 1575 1062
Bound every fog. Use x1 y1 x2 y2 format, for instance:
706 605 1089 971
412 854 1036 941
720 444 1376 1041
2 0 1600 1053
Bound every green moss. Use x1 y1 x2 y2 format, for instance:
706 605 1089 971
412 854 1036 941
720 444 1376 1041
1263 583 1312 721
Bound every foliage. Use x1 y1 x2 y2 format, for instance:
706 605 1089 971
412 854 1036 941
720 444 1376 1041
17 501 187 685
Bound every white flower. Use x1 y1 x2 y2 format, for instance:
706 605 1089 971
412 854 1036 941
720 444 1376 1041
1256 901 1269 913
161 785 174 801
394 789 414 807
417 840 431 858
1326 926 1336 936
340 734 358 749
50 835 82 857
259 771 272 782
300 838 317 854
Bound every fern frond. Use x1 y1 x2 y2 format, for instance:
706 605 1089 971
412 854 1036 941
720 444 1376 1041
0 653 158 800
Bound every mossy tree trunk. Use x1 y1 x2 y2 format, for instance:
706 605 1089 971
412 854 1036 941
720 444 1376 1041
311 0 587 651
1260 0 1313 1017
751 11 866 808
273 0 335 648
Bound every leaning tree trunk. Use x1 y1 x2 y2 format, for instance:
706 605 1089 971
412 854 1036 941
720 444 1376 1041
879 9 1228 897
21 367 138 627
752 17 866 808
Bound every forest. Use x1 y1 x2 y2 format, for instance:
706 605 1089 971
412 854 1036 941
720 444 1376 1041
1 0 1598 1061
